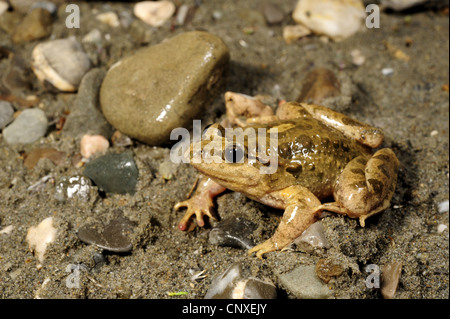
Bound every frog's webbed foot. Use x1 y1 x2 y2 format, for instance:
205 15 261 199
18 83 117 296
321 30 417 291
174 194 218 231
248 238 278 259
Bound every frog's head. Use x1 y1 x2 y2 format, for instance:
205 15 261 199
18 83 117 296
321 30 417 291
187 123 271 193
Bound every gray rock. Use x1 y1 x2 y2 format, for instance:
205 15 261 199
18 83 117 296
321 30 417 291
204 262 277 299
100 31 230 146
77 216 136 253
12 8 52 44
278 265 332 299
3 108 48 145
83 152 138 195
62 68 113 140
0 101 14 129
262 3 284 25
293 221 330 253
209 216 256 250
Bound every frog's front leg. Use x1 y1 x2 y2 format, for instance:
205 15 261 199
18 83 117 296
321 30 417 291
321 148 400 227
248 186 323 259
174 176 226 231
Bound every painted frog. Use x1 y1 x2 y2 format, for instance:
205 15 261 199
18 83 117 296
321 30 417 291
174 93 399 258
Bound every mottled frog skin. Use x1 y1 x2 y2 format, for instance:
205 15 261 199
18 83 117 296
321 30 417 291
175 100 399 258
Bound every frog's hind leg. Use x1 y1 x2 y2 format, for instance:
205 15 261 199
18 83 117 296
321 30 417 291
321 148 400 227
300 103 385 148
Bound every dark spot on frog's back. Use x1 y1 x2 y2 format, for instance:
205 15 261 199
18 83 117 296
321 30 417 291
286 165 303 178
368 178 384 195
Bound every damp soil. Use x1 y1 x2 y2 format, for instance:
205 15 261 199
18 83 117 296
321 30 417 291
0 0 448 299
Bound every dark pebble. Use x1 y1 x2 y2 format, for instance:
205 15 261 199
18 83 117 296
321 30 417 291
83 151 138 195
77 216 136 253
209 216 256 250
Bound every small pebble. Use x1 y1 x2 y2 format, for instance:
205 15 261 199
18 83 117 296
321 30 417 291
83 152 139 195
381 262 403 299
262 3 284 25
296 68 341 104
158 160 178 180
293 221 330 252
96 11 120 28
430 130 438 136
212 10 223 20
12 8 52 44
0 225 14 235
282 24 311 44
437 224 447 233
134 1 175 27
204 263 276 299
382 68 394 76
24 148 66 169
3 108 48 145
30 1 57 15
26 217 57 266
54 175 92 202
0 101 14 129
82 28 102 44
176 4 189 25
277 265 332 299
292 0 366 41
80 134 110 159
350 49 366 66
77 216 135 253
209 217 256 250
438 200 449 213
31 37 92 92
0 1 8 16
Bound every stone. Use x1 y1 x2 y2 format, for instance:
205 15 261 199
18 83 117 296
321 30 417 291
62 68 113 140
3 108 48 145
292 0 366 41
12 8 52 44
77 216 135 253
54 175 93 202
80 134 110 159
0 101 14 129
30 2 58 15
26 217 57 266
381 262 403 299
261 3 284 25
83 152 138 195
293 221 330 252
209 217 256 250
296 68 341 104
134 1 175 27
0 1 8 16
282 24 311 45
31 37 92 92
100 31 229 145
204 263 276 299
278 265 332 299
24 147 66 169
96 11 120 28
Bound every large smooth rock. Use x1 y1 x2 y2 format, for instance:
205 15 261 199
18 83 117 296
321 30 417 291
100 31 229 145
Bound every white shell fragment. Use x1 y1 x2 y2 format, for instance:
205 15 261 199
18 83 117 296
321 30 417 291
31 37 92 92
26 217 57 266
292 0 366 41
134 1 176 27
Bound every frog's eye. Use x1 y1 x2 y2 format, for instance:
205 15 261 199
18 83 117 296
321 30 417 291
224 144 245 163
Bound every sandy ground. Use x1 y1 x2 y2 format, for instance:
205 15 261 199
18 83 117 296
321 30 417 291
0 0 448 299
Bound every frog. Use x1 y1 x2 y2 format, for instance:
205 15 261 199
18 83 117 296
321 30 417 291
174 92 399 258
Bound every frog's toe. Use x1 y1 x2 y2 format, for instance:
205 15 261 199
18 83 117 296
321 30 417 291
175 200 217 231
248 239 277 259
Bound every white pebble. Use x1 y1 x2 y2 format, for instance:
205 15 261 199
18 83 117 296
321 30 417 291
80 134 110 159
430 130 438 136
292 0 366 41
134 1 175 27
26 217 57 266
0 225 14 235
350 49 366 66
438 200 449 213
283 24 311 44
82 29 102 43
382 68 394 76
96 12 120 28
176 4 189 25
0 1 8 16
437 224 447 233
